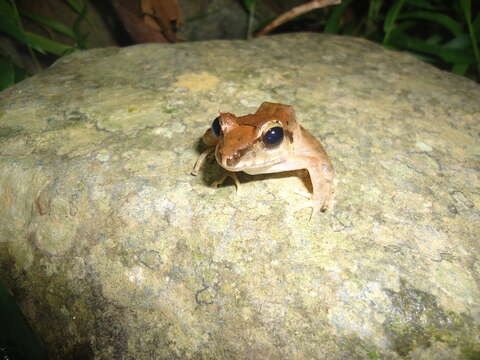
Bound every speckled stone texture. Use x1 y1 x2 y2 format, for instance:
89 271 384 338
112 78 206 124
0 33 479 359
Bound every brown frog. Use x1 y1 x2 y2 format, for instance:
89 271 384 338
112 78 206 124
193 102 335 217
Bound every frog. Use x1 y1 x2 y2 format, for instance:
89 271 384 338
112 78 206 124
192 102 335 217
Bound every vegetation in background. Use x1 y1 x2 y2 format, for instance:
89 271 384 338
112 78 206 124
1 0 479 91
250 0 480 81
243 0 256 39
0 0 88 91
380 0 479 78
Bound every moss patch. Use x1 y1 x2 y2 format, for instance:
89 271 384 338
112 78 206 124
384 279 479 357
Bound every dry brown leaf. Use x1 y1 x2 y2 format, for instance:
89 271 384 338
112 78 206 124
111 0 183 43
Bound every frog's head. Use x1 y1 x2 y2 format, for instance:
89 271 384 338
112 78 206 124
211 102 297 172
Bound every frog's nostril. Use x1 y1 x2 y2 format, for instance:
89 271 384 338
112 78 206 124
226 158 237 167
226 153 241 167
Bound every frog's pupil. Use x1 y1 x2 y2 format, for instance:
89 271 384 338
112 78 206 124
212 117 221 137
263 126 284 146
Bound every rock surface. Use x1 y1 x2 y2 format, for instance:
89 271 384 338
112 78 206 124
0 33 479 359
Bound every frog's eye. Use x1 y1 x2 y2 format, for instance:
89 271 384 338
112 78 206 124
211 116 222 137
263 126 284 147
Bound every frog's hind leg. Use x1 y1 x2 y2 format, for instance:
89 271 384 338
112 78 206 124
288 156 336 219
306 161 336 213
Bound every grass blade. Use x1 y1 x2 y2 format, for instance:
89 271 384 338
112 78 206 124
0 0 27 44
398 11 462 36
64 0 83 13
383 0 407 44
20 9 76 39
444 34 472 50
459 0 480 76
390 30 475 63
325 0 354 34
0 15 27 43
24 31 73 56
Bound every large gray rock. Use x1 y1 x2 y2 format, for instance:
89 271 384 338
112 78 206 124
0 33 479 359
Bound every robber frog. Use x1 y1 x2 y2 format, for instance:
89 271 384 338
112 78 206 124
192 102 335 216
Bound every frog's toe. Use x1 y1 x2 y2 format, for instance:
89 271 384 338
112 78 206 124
292 199 323 221
293 189 311 199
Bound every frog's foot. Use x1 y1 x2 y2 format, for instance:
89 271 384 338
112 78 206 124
294 193 334 219
293 187 336 220
323 178 337 211
211 171 241 194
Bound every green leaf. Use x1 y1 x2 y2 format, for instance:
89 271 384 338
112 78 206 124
383 0 407 44
425 34 443 45
24 31 74 56
444 34 472 50
397 11 463 36
0 7 26 43
20 9 76 39
451 63 469 75
325 0 354 34
389 30 476 63
458 0 480 76
0 56 15 91
64 0 83 13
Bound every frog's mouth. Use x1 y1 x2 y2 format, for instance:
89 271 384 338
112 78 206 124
215 144 284 172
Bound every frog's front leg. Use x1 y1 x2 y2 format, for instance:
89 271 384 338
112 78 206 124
192 126 220 176
211 171 241 192
192 147 241 192
192 147 214 176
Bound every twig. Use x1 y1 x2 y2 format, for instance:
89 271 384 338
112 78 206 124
255 0 342 37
